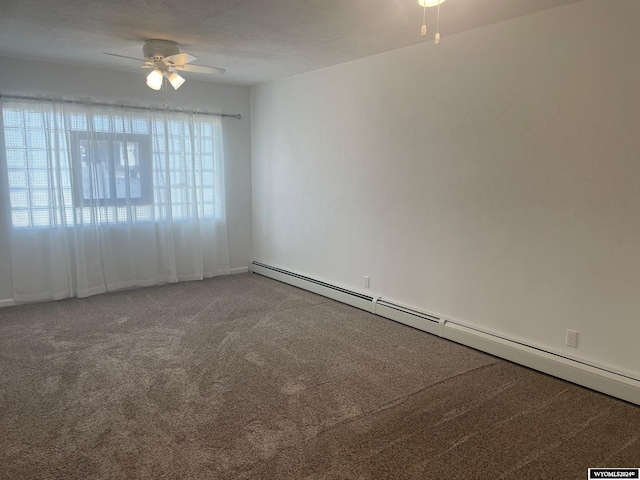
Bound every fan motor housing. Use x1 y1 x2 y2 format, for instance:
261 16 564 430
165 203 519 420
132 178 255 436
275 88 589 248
143 39 180 60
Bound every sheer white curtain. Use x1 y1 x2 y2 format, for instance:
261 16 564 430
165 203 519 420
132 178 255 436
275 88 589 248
0 97 229 302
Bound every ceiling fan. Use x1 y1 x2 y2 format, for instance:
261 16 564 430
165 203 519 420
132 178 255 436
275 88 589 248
104 39 225 91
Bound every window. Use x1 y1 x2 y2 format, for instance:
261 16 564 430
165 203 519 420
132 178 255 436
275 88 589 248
1 100 224 228
71 132 152 206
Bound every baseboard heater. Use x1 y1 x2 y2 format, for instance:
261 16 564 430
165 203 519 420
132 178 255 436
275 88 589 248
375 299 443 337
250 261 375 313
249 261 640 406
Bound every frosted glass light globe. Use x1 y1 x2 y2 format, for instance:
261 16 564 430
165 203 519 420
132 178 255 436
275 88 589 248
146 69 164 91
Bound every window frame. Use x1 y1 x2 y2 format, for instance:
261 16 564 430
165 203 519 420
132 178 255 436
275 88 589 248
69 131 153 207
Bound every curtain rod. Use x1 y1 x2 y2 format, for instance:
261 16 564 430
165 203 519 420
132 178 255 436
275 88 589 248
0 94 241 120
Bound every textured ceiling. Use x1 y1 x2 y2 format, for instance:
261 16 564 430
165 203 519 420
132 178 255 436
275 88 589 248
0 0 585 86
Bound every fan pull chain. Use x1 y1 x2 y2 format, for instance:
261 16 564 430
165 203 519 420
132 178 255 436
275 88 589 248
435 0 442 44
421 4 427 37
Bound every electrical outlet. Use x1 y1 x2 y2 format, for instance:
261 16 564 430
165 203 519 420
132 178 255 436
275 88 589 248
363 276 370 289
566 329 579 348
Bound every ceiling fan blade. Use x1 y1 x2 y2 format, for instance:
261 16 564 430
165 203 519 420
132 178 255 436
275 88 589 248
164 52 197 66
103 52 146 62
174 64 226 75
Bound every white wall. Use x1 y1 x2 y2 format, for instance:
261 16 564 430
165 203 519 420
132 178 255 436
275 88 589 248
251 0 640 378
0 57 252 300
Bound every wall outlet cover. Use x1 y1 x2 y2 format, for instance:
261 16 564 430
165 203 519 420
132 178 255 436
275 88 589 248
566 329 579 348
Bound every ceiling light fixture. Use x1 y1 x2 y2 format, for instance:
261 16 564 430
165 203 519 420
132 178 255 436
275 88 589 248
146 68 185 91
419 0 445 44
105 40 226 92
146 69 164 90
166 71 185 90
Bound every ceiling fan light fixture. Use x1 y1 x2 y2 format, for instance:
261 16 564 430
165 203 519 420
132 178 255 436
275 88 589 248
166 71 185 90
146 69 164 90
105 40 225 91
418 0 446 6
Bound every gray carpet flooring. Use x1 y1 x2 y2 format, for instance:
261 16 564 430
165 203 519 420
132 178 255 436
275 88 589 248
0 272 638 479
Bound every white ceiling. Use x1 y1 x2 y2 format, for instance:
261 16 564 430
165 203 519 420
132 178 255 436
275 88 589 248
0 0 584 86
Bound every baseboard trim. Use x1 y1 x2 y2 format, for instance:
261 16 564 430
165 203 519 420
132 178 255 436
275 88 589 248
250 260 640 406
230 267 249 275
0 298 18 308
